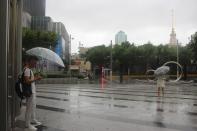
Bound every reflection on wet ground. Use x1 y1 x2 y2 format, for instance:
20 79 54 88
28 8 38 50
16 83 197 131
37 87 197 100
14 120 63 131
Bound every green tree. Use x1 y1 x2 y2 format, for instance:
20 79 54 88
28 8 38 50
137 42 157 69
22 28 58 51
113 41 132 83
85 41 193 81
86 45 110 67
189 32 197 61
179 45 192 80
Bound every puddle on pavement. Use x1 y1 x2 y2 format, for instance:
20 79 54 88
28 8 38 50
37 95 69 101
113 104 129 108
36 105 66 113
153 121 166 128
187 112 197 116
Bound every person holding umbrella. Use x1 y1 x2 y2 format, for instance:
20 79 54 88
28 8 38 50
156 76 166 97
23 47 65 130
23 55 42 130
154 66 169 97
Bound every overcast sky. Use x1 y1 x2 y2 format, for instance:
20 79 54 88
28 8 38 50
46 0 197 53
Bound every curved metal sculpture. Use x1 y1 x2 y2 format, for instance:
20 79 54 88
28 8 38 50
146 61 183 82
146 69 155 80
163 61 183 82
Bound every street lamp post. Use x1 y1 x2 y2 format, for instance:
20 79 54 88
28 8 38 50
69 34 74 81
110 40 113 84
177 40 179 79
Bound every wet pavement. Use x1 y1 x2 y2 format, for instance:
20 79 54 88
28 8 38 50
17 82 197 131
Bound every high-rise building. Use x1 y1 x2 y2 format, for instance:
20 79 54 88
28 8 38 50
52 22 69 42
23 0 46 16
79 47 89 56
31 16 53 31
169 28 177 47
22 0 46 28
115 31 127 44
22 0 71 70
53 22 69 62
169 10 177 47
22 11 31 28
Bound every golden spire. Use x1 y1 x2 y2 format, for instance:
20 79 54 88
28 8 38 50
169 9 177 47
172 9 174 29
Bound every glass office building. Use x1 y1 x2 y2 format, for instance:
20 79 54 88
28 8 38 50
53 22 69 62
115 31 127 44
31 16 53 31
23 0 46 16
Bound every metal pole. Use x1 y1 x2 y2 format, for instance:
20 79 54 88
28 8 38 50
0 0 9 130
10 0 17 128
177 40 179 79
110 40 113 84
69 34 71 81
15 0 23 119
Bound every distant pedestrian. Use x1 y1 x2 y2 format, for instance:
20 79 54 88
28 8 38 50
23 56 42 130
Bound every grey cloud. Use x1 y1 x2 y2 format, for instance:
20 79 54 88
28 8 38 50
46 0 197 52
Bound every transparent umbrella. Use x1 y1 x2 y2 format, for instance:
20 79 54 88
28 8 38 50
26 47 65 68
154 66 170 77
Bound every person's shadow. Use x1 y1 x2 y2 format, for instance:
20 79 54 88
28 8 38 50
35 125 47 131
14 119 47 131
153 97 166 128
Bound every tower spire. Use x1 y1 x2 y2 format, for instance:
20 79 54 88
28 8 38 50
172 9 174 29
169 9 177 47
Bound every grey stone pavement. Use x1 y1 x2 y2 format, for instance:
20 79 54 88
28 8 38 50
16 81 197 131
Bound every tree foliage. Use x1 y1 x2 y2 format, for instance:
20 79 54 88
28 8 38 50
22 28 58 50
86 41 192 71
86 45 111 67
179 45 192 65
189 32 197 61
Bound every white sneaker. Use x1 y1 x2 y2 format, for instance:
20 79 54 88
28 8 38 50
31 119 42 125
25 124 37 130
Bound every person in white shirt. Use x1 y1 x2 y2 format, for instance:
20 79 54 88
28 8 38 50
156 76 166 97
23 56 42 130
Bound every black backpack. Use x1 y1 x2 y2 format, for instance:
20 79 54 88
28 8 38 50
15 68 32 106
15 75 24 100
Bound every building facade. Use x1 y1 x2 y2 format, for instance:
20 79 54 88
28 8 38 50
169 27 177 47
22 11 31 28
22 0 46 28
53 22 69 62
71 53 80 60
23 0 46 16
71 46 92 75
79 46 89 56
115 31 127 44
55 35 66 60
52 22 69 41
31 16 53 31
22 0 70 71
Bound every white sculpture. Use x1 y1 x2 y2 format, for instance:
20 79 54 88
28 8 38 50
146 61 183 96
146 61 183 82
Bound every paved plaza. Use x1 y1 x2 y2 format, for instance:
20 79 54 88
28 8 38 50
16 81 197 131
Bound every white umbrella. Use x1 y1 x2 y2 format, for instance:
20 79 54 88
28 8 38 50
154 66 170 76
26 47 65 68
